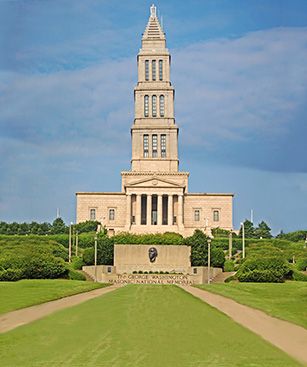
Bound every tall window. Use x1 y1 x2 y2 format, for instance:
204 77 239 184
109 208 115 221
161 134 166 158
194 209 200 222
152 60 156 81
159 60 163 81
145 60 149 81
159 95 165 117
152 134 158 157
144 95 149 117
152 95 157 117
143 134 149 157
90 208 96 221
213 210 220 222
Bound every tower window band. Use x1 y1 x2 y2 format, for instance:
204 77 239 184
152 60 156 81
159 95 165 117
152 95 157 117
161 134 166 157
159 60 163 81
143 134 149 157
152 134 158 157
145 60 149 81
144 95 149 117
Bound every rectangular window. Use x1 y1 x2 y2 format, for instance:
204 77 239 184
152 134 158 158
213 210 220 222
144 95 149 117
194 209 200 222
89 208 96 221
152 95 157 117
159 60 163 81
152 60 156 81
161 134 166 158
109 208 115 221
143 134 149 157
159 95 165 117
145 60 149 81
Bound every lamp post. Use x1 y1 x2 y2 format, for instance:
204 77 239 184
94 234 98 282
242 225 245 259
207 238 211 284
75 230 79 257
229 230 233 260
68 222 73 263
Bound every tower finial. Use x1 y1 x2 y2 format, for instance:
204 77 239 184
150 4 157 18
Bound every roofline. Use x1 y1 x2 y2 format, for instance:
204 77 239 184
185 193 234 197
76 192 125 196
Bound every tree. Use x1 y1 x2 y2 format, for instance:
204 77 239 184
51 218 67 234
239 220 255 238
254 221 272 239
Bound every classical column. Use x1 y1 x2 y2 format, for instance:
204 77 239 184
157 194 163 226
146 194 152 225
126 193 132 229
135 194 141 225
168 194 173 226
177 194 183 227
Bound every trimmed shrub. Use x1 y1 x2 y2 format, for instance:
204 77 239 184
224 259 235 272
71 256 84 270
296 258 307 271
0 268 23 281
237 256 290 283
292 269 307 281
68 269 86 281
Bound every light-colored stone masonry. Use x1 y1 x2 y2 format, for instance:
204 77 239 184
76 5 234 237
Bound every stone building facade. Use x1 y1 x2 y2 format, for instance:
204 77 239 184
76 5 233 236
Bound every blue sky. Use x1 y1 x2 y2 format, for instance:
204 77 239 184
0 0 307 234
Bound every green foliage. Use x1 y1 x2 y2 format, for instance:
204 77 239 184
113 232 184 245
239 220 255 238
254 221 272 239
296 258 307 271
82 235 114 265
276 230 307 242
292 269 307 281
71 256 84 270
51 218 68 234
0 268 23 281
74 221 102 234
237 256 291 283
68 269 86 281
211 227 235 238
223 259 235 272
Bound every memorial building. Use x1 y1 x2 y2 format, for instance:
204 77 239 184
76 5 233 237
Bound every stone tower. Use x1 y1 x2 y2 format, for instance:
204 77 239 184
76 4 233 236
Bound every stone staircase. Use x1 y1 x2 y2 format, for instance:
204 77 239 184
211 271 236 283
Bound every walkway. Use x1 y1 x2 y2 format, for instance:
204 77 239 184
0 284 121 333
182 285 307 366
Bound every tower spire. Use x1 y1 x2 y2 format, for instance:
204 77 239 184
150 4 157 18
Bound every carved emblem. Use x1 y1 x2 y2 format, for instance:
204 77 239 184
148 247 158 263
152 180 158 186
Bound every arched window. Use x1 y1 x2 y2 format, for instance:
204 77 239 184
152 60 156 81
159 95 165 117
159 60 163 81
145 60 149 81
144 95 149 117
152 95 157 117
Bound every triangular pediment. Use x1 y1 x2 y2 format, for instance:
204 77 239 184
127 176 183 188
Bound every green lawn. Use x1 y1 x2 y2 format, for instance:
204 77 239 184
198 281 307 329
0 279 107 314
0 285 302 366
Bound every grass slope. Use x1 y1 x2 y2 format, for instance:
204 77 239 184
198 282 307 329
0 279 107 314
0 285 301 367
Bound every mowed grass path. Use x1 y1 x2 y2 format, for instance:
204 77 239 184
0 279 107 314
198 282 307 329
0 285 302 367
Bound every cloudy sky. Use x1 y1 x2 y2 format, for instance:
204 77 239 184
1 0 307 233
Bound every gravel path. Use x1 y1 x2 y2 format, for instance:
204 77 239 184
0 284 120 333
182 285 307 366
